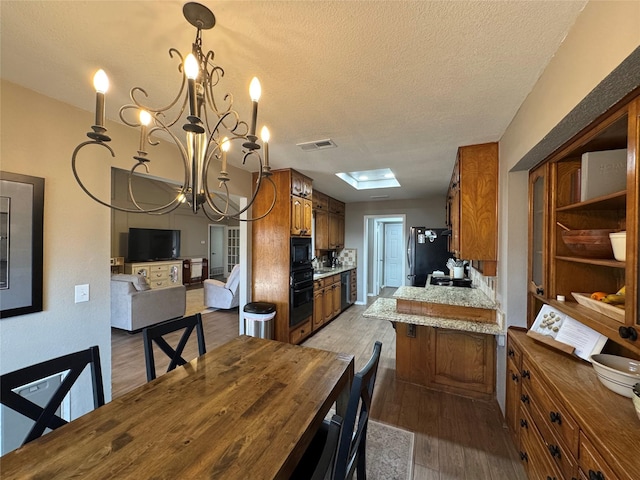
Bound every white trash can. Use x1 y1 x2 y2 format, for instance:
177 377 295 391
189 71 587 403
244 302 276 339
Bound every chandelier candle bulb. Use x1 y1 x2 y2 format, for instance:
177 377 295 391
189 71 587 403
261 126 270 168
249 77 261 136
184 54 199 117
93 69 109 127
138 110 151 153
220 137 230 174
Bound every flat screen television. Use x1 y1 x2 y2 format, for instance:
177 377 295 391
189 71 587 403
127 228 180 262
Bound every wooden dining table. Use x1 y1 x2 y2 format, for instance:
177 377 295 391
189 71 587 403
1 335 354 479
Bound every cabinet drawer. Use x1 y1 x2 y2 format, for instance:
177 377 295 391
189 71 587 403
149 279 169 289
522 358 579 455
148 264 169 273
579 432 619 480
290 319 312 344
507 341 522 369
525 384 578 480
519 406 564 480
314 278 325 290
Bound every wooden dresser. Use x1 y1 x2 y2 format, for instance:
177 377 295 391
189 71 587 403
506 328 640 480
125 260 182 289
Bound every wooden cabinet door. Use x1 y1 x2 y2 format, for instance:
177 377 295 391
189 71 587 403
291 197 303 235
302 198 313 236
429 328 495 395
328 214 344 249
291 171 304 197
456 142 498 262
313 289 324 330
332 281 341 317
323 287 333 322
527 163 549 328
315 210 328 250
448 160 461 254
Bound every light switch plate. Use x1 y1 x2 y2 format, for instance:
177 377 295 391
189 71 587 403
75 284 89 303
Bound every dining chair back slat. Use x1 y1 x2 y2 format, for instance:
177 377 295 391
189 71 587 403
0 346 105 446
293 341 382 480
142 313 206 381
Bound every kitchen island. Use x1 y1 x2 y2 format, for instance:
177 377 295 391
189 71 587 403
363 281 501 399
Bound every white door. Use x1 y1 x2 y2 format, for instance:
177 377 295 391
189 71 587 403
209 225 225 277
383 223 403 287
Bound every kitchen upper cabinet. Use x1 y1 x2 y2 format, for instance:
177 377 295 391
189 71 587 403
291 197 312 236
528 94 640 355
314 191 344 251
291 170 312 199
447 142 498 276
328 213 344 250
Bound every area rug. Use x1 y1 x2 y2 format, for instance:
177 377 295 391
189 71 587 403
366 420 415 480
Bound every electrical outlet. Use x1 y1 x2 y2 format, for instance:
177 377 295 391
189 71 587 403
75 284 89 303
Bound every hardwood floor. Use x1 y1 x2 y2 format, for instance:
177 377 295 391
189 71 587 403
111 289 526 479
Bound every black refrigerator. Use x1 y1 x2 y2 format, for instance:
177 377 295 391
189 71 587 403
406 227 450 287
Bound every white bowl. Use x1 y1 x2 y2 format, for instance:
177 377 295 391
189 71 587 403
609 231 626 261
590 354 640 398
633 383 640 421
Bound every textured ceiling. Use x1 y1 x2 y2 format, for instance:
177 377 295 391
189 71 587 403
1 1 587 203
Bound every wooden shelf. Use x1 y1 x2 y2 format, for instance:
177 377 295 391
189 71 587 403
556 190 626 212
555 255 625 268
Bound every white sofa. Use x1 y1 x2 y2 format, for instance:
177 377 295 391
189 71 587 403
203 264 240 309
110 274 186 331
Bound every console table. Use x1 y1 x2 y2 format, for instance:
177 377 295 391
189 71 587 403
125 260 182 289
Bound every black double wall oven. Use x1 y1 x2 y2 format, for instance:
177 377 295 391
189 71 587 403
290 238 313 328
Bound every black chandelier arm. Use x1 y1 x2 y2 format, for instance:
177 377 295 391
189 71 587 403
200 133 256 218
125 162 186 215
232 176 277 222
201 149 275 221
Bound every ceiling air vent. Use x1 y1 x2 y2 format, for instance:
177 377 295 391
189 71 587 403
296 139 337 151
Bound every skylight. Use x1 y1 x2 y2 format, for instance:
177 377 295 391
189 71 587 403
335 168 400 190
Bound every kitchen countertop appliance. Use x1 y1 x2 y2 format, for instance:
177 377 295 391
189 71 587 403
407 227 450 287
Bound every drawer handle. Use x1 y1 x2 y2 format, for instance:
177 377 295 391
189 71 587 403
546 477 557 480
549 411 562 425
589 470 605 480
547 444 561 459
521 370 530 379
519 452 528 462
508 348 515 357
519 418 528 429
511 373 519 382
536 286 544 295
520 394 530 404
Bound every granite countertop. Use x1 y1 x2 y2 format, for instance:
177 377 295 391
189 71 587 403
394 284 496 310
363 297 503 335
313 265 355 280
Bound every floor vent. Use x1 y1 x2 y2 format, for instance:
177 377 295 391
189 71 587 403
296 139 337 151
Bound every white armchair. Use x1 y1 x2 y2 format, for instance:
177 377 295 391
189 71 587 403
111 274 186 331
204 264 240 309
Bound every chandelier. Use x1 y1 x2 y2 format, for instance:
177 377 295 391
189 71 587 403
71 2 276 222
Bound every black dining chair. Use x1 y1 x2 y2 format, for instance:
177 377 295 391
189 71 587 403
292 341 383 480
142 313 206 381
0 345 105 447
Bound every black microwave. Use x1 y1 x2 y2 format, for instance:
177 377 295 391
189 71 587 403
291 237 312 271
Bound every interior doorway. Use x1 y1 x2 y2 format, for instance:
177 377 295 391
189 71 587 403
363 215 405 298
208 225 225 279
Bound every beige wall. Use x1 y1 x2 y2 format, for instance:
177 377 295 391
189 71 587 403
495 1 640 411
1 80 113 416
